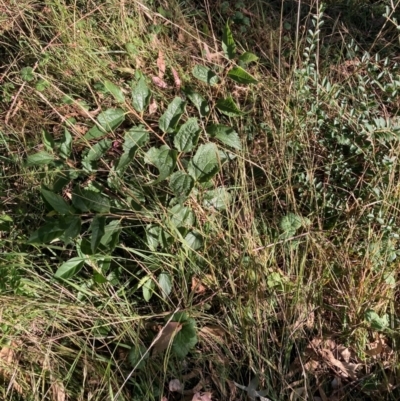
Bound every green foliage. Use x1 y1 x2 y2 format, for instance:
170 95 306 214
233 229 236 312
192 65 219 86
131 76 151 112
222 21 236 59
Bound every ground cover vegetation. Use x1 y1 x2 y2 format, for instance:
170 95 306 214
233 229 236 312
1 0 400 400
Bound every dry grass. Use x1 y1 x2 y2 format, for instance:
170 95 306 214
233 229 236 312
1 0 400 400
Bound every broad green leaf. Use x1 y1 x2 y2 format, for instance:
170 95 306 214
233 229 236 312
100 220 121 252
62 216 81 241
159 97 186 133
42 130 55 151
144 146 177 183
239 52 259 64
228 66 258 84
104 79 125 103
82 139 112 171
117 126 150 171
90 215 106 254
54 256 84 279
169 204 195 229
128 345 148 370
142 276 155 301
222 21 236 59
84 108 125 140
216 97 243 117
203 187 232 210
188 143 220 182
146 224 161 251
20 66 34 82
35 79 49 92
131 76 151 112
41 188 72 214
28 219 65 244
192 65 219 86
72 187 110 213
41 188 72 215
280 213 303 238
169 171 194 198
158 272 172 299
27 151 55 166
184 231 203 250
183 87 210 116
172 316 197 358
0 215 13 232
206 124 241 150
59 128 73 159
365 310 389 331
174 118 201 152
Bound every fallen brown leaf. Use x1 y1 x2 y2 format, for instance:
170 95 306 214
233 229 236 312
51 381 66 401
169 378 184 393
191 276 207 294
157 50 166 78
149 98 158 114
192 392 212 401
365 336 383 357
200 325 225 338
152 76 169 89
152 322 182 355
171 67 181 90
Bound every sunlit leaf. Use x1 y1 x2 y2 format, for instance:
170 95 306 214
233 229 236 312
192 65 219 86
54 256 84 279
188 143 220 182
222 21 236 59
228 66 258 84
159 97 186 133
104 79 125 103
131 76 151 112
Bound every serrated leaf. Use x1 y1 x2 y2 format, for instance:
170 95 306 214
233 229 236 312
59 128 73 159
169 204 195 229
131 76 151 112
41 188 72 215
72 187 110 213
27 151 55 166
20 66 35 82
104 79 125 103
142 276 155 301
228 66 258 84
169 171 194 198
185 231 203 250
239 52 259 64
192 65 219 86
222 21 236 59
90 215 106 254
84 108 125 140
206 124 241 149
82 139 112 171
183 87 210 116
42 130 55 151
158 272 172 299
54 256 84 279
144 146 177 183
35 79 49 92
117 126 149 171
365 310 389 331
203 187 232 210
280 213 303 238
159 97 186 133
188 143 220 182
172 317 197 358
174 118 201 152
216 97 243 117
